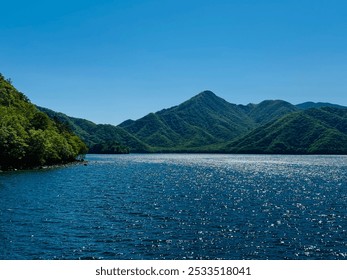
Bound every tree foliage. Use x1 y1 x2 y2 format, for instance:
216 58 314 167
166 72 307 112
38 107 147 153
33 88 347 155
88 141 129 154
0 74 88 170
225 108 347 154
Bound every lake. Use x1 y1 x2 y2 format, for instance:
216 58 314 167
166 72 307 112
0 154 346 260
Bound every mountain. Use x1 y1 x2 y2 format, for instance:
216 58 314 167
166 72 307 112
119 91 256 151
244 100 299 125
118 92 307 152
0 74 87 170
38 107 150 153
14 84 347 155
117 91 347 154
224 107 347 154
296 102 346 110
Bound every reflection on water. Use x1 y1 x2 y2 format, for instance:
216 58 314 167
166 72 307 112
0 154 346 259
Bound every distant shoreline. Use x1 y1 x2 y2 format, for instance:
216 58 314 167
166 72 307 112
2 152 347 173
0 160 87 173
124 151 347 155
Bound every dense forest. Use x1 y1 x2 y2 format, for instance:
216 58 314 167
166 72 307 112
2 73 347 162
223 107 347 154
39 90 347 154
117 91 347 154
88 140 129 154
0 74 87 171
118 91 301 151
38 106 148 153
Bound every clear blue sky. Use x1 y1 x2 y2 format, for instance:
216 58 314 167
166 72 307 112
1 0 346 125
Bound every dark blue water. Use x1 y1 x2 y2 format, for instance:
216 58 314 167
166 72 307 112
0 154 346 260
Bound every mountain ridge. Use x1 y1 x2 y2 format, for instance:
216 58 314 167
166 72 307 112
296 102 346 110
37 106 150 153
39 90 347 154
224 107 347 154
118 90 256 149
2 72 346 157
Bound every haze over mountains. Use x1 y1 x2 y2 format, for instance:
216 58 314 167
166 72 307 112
40 90 347 154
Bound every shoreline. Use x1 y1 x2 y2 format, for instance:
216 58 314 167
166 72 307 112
0 160 87 173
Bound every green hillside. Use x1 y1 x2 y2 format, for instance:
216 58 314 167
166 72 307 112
38 107 150 153
119 90 256 151
38 90 347 154
0 74 87 170
118 92 308 152
224 108 347 154
2 73 346 163
244 100 299 125
296 102 346 110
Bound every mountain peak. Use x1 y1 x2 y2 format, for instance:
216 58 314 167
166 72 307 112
182 90 232 109
198 90 216 96
194 90 218 99
296 102 346 110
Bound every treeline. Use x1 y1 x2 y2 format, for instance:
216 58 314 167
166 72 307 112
39 90 347 155
38 106 148 153
224 107 347 154
88 140 129 154
3 74 347 159
0 74 88 171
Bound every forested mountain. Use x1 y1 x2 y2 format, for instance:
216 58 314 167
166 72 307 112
118 92 347 153
118 91 256 150
242 100 299 125
38 90 347 154
2 72 346 163
223 107 347 154
0 74 87 170
38 107 150 153
296 102 346 110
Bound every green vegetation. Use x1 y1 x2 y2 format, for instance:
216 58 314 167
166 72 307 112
118 91 308 152
39 90 347 155
88 140 129 154
0 74 87 170
296 102 346 110
224 108 347 154
38 107 149 153
242 100 299 125
0 78 338 157
119 91 256 150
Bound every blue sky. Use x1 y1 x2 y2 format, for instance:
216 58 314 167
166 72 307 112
1 0 346 125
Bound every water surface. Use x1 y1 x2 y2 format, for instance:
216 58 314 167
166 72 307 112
0 154 346 259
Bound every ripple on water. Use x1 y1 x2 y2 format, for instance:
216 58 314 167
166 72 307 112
0 154 346 259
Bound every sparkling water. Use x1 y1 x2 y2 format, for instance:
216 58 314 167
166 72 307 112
1 154 346 259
